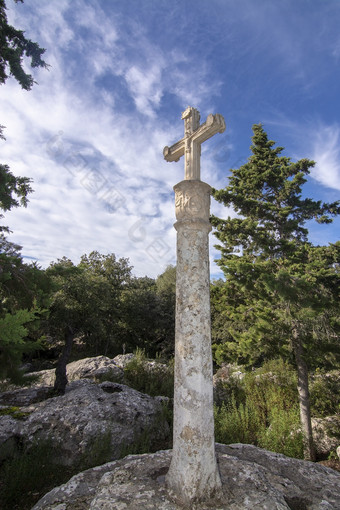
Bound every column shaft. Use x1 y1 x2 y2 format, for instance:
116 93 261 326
166 180 221 506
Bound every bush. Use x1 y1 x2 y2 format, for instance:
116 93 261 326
0 438 73 510
214 395 261 445
257 406 303 458
310 370 340 417
0 428 121 510
214 359 304 458
124 349 174 398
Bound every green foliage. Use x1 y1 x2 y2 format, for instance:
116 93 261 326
214 360 304 458
124 349 174 398
310 371 340 417
47 252 133 356
0 308 43 382
119 266 176 358
0 0 48 90
211 125 340 381
45 257 176 362
0 438 71 510
0 162 32 225
214 396 261 445
257 406 303 459
212 124 339 259
0 405 30 419
0 235 50 382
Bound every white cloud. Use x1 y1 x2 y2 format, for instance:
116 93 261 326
311 125 340 191
0 0 260 279
125 65 163 117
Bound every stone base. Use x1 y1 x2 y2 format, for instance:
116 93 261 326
32 443 340 510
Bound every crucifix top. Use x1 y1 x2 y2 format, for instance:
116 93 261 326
163 106 226 181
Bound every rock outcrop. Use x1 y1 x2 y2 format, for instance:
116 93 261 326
312 415 340 459
0 379 170 466
32 443 340 510
27 355 124 387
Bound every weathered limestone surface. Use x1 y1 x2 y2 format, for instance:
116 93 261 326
163 106 226 506
25 355 124 387
0 380 170 465
32 443 340 510
166 179 221 504
312 415 340 458
163 106 225 180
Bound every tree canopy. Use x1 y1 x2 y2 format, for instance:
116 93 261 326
0 0 48 90
211 124 340 460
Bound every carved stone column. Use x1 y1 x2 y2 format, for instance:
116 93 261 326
166 179 222 506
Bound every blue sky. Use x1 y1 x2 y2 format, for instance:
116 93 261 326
1 0 339 279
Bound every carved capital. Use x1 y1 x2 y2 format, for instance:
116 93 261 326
173 180 211 223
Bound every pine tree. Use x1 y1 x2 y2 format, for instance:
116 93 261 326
211 124 340 460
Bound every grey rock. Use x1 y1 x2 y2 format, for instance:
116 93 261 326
31 443 340 510
0 414 20 462
66 356 123 383
113 353 171 379
113 353 136 369
27 356 124 387
0 385 51 407
312 415 340 458
0 380 170 466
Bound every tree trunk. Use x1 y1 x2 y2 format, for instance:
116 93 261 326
292 326 315 461
54 326 74 395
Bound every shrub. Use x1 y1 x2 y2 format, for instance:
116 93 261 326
310 370 340 417
257 406 303 458
214 395 262 445
124 349 174 398
214 359 304 458
0 438 72 510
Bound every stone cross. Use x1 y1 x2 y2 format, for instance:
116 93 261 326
163 106 226 506
163 106 225 180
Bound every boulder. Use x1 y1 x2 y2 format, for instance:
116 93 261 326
312 415 340 459
114 353 171 378
0 414 19 462
112 353 136 369
32 443 340 509
0 385 51 407
213 364 244 405
27 356 124 387
0 379 170 466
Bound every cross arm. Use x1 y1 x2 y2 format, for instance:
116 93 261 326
192 113 226 145
163 138 185 162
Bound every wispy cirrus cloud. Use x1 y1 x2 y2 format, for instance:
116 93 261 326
311 125 340 191
3 0 338 279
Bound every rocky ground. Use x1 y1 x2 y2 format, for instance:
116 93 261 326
1 356 339 509
31 443 340 510
0 355 171 467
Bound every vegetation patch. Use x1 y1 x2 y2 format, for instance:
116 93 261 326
123 348 174 398
0 406 31 420
310 370 340 417
214 360 304 459
0 437 74 510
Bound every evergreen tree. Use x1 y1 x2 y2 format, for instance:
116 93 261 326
0 1 49 382
0 126 33 233
0 0 48 90
211 124 340 460
0 236 49 382
0 0 48 233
